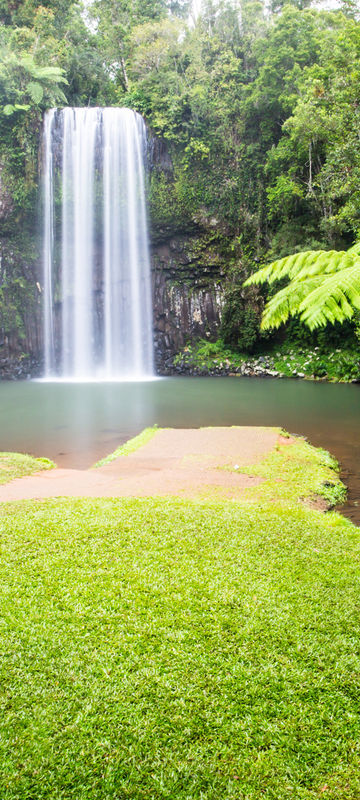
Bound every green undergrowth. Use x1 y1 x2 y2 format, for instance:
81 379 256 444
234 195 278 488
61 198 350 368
270 346 360 382
222 434 346 509
175 339 360 382
0 497 359 799
174 339 243 371
93 426 159 467
0 452 55 484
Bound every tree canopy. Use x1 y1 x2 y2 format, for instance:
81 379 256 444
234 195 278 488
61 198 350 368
2 0 360 338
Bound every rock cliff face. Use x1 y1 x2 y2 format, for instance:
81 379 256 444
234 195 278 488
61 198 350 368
151 236 224 371
148 131 226 372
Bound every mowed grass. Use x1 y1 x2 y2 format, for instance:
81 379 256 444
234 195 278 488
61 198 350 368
0 452 55 484
1 498 360 799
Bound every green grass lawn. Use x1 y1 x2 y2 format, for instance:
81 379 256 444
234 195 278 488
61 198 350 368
1 497 360 799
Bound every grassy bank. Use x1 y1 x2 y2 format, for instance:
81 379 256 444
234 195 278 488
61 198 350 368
94 427 159 467
0 494 359 799
220 434 346 509
0 452 55 484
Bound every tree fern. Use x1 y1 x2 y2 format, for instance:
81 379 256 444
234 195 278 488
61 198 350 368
27 82 43 104
261 277 323 330
300 262 360 329
244 250 325 286
244 244 360 331
0 47 67 115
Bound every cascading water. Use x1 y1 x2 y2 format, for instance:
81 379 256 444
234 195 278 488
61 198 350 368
42 107 154 380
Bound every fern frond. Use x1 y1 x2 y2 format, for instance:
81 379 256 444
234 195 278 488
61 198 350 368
299 262 360 329
19 56 67 84
27 81 43 104
244 242 360 332
261 277 323 330
347 242 360 256
244 248 358 289
244 250 322 286
293 250 349 281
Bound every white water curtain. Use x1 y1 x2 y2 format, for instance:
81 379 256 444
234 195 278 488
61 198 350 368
43 107 154 380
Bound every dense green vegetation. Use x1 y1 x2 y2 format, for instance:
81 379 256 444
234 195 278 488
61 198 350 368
174 334 360 381
1 492 359 799
1 0 360 361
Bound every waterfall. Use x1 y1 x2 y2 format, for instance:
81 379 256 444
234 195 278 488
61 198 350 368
43 108 56 376
42 107 154 380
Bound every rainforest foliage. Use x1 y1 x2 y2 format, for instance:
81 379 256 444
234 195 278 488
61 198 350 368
1 0 360 353
245 243 360 332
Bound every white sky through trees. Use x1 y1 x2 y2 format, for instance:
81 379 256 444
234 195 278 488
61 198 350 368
190 0 352 20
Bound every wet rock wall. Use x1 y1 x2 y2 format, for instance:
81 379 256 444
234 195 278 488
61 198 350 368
151 236 224 371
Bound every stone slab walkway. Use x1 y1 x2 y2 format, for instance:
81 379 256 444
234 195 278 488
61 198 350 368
0 426 290 502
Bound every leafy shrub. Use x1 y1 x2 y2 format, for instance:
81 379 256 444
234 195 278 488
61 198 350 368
220 285 263 354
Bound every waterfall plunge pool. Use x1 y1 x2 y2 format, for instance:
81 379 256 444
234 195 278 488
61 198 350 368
0 376 359 523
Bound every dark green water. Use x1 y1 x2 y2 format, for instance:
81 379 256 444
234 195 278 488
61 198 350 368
0 377 359 522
